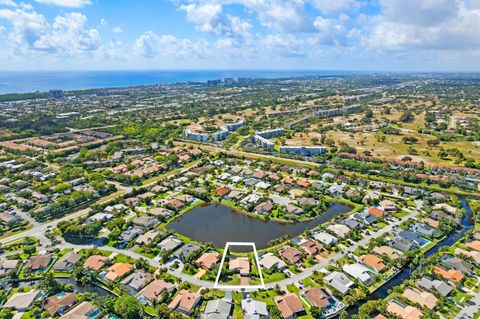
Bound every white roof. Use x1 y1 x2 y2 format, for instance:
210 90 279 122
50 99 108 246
241 298 268 317
342 263 373 282
313 231 338 245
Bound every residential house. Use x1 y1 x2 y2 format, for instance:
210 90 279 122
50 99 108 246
387 298 422 319
167 199 185 211
173 243 201 262
353 211 376 226
398 231 427 246
122 270 154 293
379 200 396 211
2 289 41 311
422 218 440 229
104 263 133 281
389 237 415 252
241 298 268 319
286 204 303 215
402 287 438 310
203 299 232 319
158 236 183 252
149 207 175 219
367 207 385 218
279 246 304 264
83 255 108 271
0 258 19 277
137 279 176 305
259 253 287 271
133 216 159 228
229 257 250 276
455 247 480 264
43 293 77 316
168 290 201 315
303 287 332 310
342 263 375 285
442 256 475 275
410 223 439 238
312 231 338 246
299 239 324 257
324 271 354 294
326 224 350 239
359 254 386 272
296 197 317 207
24 253 52 273
196 252 219 270
59 301 101 319
215 187 231 198
274 293 305 319
255 202 274 215
433 266 464 283
417 276 452 297
54 251 81 272
136 229 162 245
373 246 402 260
466 240 480 252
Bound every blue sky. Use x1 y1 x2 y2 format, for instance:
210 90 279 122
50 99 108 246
0 0 480 71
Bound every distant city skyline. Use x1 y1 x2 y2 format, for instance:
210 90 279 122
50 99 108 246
0 0 480 71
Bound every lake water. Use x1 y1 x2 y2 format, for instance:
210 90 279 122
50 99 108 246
167 202 352 250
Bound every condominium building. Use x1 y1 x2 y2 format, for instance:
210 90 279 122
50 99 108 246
183 128 209 142
252 135 275 150
255 128 285 139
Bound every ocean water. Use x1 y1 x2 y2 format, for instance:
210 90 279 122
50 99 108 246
0 70 354 94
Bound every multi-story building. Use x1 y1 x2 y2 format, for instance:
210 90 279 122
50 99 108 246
183 128 209 142
255 128 285 139
252 135 275 150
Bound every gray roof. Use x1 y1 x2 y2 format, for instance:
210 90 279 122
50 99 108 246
324 271 353 294
173 243 201 260
418 276 453 296
204 299 232 319
121 270 153 292
53 251 81 271
241 298 268 318
442 256 475 274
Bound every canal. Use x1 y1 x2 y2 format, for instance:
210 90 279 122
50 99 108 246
167 201 352 250
345 196 474 316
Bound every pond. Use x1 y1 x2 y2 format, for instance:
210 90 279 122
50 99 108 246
167 202 352 250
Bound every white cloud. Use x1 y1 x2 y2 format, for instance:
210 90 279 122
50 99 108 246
311 0 364 15
33 0 91 7
0 0 17 7
112 26 122 33
100 18 107 26
0 8 102 56
133 31 211 59
364 0 480 51
180 2 252 38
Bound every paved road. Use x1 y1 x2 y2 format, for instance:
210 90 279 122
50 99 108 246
455 290 480 319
